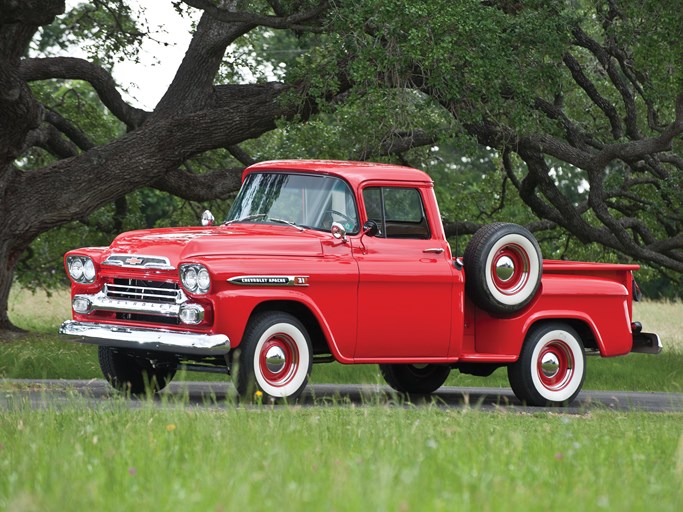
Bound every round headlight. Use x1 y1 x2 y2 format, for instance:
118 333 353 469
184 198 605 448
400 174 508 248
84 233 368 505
180 264 211 294
183 267 198 292
197 268 210 292
69 258 84 281
83 259 96 282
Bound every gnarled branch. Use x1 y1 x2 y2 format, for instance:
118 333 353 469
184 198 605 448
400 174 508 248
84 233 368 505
19 57 149 129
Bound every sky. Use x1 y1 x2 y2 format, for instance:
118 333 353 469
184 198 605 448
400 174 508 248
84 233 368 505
65 0 199 110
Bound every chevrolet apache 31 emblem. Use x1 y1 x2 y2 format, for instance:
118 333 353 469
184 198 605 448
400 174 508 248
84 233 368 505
228 275 309 287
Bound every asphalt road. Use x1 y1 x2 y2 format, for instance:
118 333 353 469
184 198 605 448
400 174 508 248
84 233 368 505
2 379 683 413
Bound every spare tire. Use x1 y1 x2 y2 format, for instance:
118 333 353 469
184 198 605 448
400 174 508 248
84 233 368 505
463 222 542 315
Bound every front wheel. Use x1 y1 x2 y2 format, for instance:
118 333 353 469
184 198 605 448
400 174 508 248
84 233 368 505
98 347 176 395
507 323 586 406
380 364 451 394
234 312 312 402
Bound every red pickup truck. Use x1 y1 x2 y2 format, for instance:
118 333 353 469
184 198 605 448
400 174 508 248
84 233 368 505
60 159 661 406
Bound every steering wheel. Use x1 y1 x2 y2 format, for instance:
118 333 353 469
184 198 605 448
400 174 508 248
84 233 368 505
325 209 356 228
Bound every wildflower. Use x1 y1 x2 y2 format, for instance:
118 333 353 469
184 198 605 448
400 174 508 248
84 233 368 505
554 452 564 460
166 424 176 432
128 467 137 476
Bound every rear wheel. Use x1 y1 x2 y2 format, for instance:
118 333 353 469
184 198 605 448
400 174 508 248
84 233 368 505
507 323 585 406
234 312 312 402
380 364 451 394
98 347 176 395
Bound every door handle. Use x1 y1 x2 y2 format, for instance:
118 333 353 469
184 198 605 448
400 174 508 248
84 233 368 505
423 248 445 254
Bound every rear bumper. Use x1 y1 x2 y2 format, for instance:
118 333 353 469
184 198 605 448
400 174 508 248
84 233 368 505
59 320 230 356
631 332 662 354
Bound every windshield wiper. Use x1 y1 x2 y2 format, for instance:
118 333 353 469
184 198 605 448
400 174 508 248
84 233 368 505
267 217 306 231
223 213 267 226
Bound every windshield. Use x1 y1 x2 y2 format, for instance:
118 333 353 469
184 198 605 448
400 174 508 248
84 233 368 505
226 172 360 234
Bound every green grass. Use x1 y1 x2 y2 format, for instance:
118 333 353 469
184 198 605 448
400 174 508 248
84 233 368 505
3 288 683 511
1 401 682 511
3 287 682 393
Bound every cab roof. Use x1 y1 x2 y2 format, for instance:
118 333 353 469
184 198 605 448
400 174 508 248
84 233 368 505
243 159 433 188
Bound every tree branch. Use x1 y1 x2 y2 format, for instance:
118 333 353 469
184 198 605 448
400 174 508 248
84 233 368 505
19 57 149 129
572 26 640 139
23 123 79 159
354 130 437 160
562 52 623 139
44 108 95 150
182 0 329 33
152 166 243 201
226 144 256 166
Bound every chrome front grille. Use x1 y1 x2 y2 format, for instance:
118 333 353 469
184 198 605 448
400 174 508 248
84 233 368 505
102 254 174 270
106 279 183 304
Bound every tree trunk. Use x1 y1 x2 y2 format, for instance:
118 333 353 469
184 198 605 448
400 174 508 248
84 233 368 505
0 241 25 336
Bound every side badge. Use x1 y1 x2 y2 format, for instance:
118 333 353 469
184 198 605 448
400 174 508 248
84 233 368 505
228 276 309 287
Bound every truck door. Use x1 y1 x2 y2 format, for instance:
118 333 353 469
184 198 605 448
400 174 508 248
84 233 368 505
353 185 454 360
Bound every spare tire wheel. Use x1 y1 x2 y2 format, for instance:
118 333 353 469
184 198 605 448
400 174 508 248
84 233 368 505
463 222 542 315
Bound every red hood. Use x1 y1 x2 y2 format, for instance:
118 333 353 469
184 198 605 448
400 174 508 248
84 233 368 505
107 225 324 266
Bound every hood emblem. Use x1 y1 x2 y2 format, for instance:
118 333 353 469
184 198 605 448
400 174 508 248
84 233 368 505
103 254 174 270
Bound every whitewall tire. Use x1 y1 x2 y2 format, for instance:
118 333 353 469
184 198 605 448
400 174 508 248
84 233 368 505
508 322 586 406
235 312 312 401
464 223 542 315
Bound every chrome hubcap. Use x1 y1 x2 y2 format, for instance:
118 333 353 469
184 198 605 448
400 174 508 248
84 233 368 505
265 346 286 374
541 352 560 379
496 255 515 282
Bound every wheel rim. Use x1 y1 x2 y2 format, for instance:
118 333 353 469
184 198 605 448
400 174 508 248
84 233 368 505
258 334 299 388
536 340 574 392
490 243 531 296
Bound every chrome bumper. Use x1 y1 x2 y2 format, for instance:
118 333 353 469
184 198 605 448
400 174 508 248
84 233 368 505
631 332 662 355
59 320 230 356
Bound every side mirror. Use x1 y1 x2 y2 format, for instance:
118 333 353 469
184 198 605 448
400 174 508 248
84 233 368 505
201 210 215 226
362 220 379 237
331 222 348 242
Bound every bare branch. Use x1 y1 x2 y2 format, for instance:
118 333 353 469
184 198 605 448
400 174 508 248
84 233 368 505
562 52 623 139
226 145 256 166
572 27 640 139
44 108 95 150
19 57 149 129
442 219 557 238
153 166 243 201
23 123 79 158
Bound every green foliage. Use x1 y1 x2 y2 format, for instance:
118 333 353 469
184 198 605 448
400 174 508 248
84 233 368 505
34 0 151 66
328 0 574 131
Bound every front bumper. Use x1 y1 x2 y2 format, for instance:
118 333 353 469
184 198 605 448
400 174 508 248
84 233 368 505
59 320 230 356
631 332 662 354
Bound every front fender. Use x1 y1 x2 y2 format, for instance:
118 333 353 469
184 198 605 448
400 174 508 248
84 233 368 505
212 289 354 363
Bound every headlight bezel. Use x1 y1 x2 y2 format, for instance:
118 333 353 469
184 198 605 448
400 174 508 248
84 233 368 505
67 256 97 284
180 263 211 294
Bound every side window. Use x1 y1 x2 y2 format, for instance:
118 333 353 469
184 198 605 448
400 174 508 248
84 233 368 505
362 187 430 239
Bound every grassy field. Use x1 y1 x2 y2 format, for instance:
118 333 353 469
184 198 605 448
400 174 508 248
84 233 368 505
2 287 683 511
2 287 682 393
1 400 682 511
